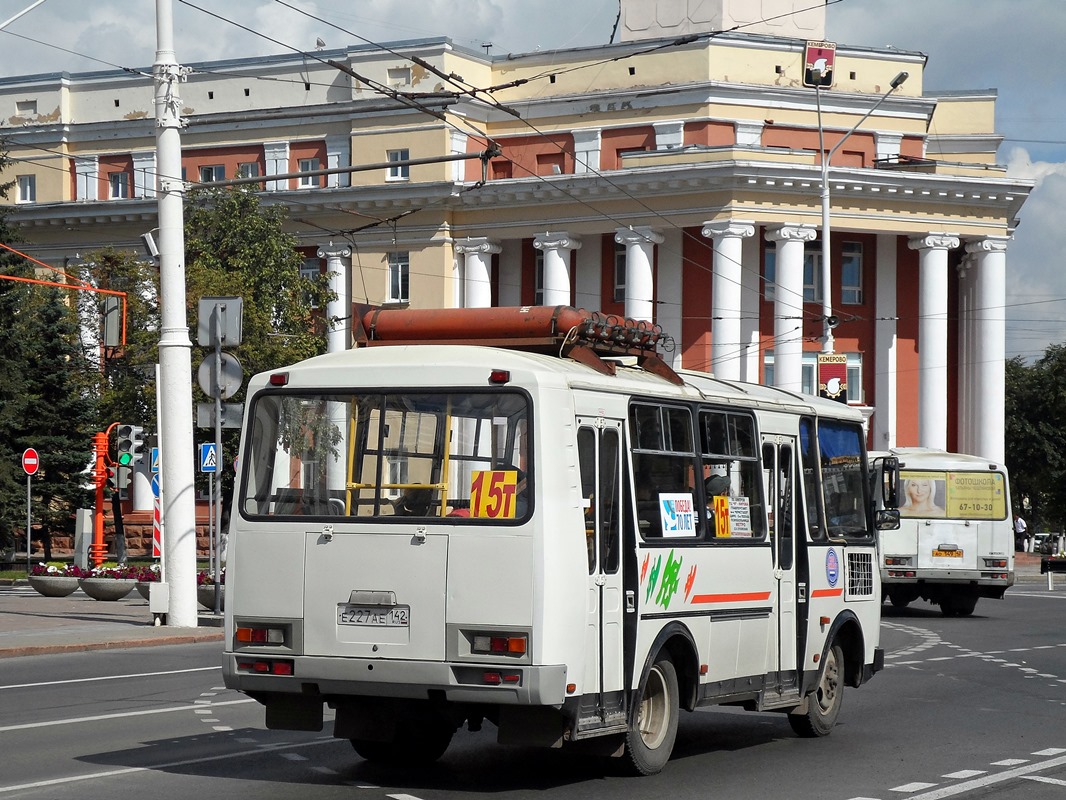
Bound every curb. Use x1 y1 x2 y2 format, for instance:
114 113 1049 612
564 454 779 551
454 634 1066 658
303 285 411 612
0 629 225 659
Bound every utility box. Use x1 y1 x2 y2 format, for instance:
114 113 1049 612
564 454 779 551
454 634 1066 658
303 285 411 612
73 508 92 569
149 581 169 624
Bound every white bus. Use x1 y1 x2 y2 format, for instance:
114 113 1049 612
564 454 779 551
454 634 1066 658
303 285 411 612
223 306 899 775
873 447 1013 616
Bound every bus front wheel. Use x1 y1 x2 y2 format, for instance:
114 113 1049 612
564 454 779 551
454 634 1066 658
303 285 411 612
789 643 844 737
624 656 680 775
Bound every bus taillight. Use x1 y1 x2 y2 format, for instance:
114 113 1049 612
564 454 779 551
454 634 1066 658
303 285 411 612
472 634 527 655
236 658 294 676
236 626 286 645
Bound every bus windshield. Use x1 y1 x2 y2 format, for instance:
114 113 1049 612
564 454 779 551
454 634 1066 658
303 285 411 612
240 389 531 522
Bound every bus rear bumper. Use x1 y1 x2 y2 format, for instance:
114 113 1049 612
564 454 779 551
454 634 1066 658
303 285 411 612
223 652 569 707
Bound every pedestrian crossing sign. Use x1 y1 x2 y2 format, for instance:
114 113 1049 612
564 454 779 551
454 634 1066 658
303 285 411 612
199 442 220 473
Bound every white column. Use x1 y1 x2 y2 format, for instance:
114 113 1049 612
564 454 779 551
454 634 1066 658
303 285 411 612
767 225 816 393
702 221 754 380
740 231 761 382
616 226 663 322
653 120 685 150
318 242 352 353
909 234 960 451
533 232 581 307
455 237 501 309
873 234 899 450
263 141 289 191
968 237 1008 463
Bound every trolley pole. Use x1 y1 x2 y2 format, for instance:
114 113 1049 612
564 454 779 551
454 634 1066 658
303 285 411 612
155 0 198 627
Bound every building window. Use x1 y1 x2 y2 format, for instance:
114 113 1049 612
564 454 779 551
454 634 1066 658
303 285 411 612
764 242 776 301
536 152 565 176
300 257 321 308
765 244 823 303
613 241 626 303
387 252 410 304
841 241 863 305
803 251 823 303
109 172 129 199
534 250 544 305
237 162 260 179
764 351 863 403
298 158 321 188
388 149 410 180
16 175 36 203
15 99 36 116
199 165 225 183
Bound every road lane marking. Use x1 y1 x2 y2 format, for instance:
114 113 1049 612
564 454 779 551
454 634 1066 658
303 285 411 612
1023 776 1066 786
0 698 255 732
0 665 219 691
942 770 985 779
899 753 1066 799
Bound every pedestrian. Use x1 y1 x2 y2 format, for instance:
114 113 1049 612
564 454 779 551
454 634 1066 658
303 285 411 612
1013 513 1028 552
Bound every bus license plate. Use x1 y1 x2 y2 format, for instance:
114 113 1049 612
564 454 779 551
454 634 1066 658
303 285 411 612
337 604 410 627
932 548 962 558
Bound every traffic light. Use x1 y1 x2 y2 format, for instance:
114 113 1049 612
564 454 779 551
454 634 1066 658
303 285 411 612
116 424 145 466
106 465 130 492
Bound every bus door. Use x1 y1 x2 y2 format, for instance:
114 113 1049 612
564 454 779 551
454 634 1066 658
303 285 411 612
577 419 626 726
763 437 800 690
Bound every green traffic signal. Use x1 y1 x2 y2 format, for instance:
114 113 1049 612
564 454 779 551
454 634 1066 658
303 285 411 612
118 452 134 466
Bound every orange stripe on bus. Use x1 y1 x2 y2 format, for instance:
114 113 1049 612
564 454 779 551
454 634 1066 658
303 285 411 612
811 588 844 598
691 592 772 604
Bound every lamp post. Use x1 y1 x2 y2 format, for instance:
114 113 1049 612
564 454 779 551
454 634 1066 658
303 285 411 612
814 70 908 353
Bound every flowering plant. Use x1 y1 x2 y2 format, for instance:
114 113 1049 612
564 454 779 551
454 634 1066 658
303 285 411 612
86 563 136 580
131 563 161 582
197 567 226 586
29 562 86 577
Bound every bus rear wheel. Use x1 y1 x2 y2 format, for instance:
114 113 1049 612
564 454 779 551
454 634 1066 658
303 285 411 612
624 656 679 775
350 717 454 766
789 643 844 737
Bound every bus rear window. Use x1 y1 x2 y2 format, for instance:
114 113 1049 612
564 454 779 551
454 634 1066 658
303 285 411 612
240 389 531 522
900 470 1007 520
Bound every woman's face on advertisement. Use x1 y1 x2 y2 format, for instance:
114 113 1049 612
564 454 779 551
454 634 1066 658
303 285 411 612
908 479 932 503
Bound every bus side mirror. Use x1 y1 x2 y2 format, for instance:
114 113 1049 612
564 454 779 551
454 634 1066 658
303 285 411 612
880 456 900 509
876 508 901 531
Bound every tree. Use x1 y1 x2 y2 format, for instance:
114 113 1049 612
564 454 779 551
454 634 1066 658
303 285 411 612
1005 348 1066 534
0 264 100 554
182 186 334 498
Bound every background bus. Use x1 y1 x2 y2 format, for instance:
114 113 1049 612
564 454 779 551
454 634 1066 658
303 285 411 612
224 306 898 775
873 448 1013 616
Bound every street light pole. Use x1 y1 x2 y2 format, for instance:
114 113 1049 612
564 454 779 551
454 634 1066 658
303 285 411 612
814 70 908 354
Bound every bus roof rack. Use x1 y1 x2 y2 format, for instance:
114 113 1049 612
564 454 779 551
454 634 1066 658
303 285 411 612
353 305 683 384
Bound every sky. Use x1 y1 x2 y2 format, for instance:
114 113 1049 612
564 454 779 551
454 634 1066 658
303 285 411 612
0 0 1063 361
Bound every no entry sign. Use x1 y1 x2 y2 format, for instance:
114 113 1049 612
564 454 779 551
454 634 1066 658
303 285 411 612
22 448 39 476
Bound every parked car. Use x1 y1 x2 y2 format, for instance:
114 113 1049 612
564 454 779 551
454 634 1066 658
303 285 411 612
1034 533 1062 555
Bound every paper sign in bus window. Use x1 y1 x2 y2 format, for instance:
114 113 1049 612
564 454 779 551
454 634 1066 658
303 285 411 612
658 493 697 537
470 470 519 518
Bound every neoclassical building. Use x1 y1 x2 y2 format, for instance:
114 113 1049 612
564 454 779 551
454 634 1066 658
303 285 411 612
0 0 1030 462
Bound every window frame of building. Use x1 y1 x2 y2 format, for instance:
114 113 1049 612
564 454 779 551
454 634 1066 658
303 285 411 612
387 149 410 181
534 250 545 305
109 171 130 200
387 251 410 304
16 175 36 203
803 251 823 303
764 242 776 301
298 158 321 188
237 161 260 179
300 257 321 308
840 241 863 305
199 164 225 183
613 241 626 303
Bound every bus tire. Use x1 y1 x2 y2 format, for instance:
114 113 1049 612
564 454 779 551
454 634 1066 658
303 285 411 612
624 656 679 775
789 643 844 738
350 718 454 766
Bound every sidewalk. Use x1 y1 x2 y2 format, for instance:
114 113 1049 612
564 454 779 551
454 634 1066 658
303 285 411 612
0 582 223 659
0 554 1054 660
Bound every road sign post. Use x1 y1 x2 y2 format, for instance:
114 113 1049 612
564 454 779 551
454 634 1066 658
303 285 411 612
22 448 39 571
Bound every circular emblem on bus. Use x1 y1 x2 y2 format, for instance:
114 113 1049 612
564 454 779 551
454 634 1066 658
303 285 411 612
826 548 840 588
